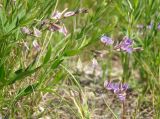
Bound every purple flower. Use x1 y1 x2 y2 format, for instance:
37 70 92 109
147 22 153 29
33 27 41 37
51 9 68 20
104 81 114 90
33 40 41 51
51 11 62 20
64 11 75 17
59 24 68 36
116 36 133 53
49 23 68 36
122 83 129 91
100 35 114 45
49 23 61 32
104 81 129 101
21 27 32 35
158 23 160 30
118 92 126 101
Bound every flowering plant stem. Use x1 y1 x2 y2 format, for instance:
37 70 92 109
121 101 126 119
122 53 131 82
103 96 119 119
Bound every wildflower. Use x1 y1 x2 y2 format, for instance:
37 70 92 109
49 23 61 32
33 40 41 51
104 81 129 101
147 22 153 29
147 22 160 30
116 83 128 101
115 36 133 53
158 23 160 30
51 11 62 20
51 8 68 20
64 11 75 17
104 81 115 90
100 35 114 45
33 27 41 37
59 24 68 36
49 23 68 36
21 27 32 35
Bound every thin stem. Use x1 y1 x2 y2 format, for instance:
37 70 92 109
103 95 119 119
36 32 53 66
121 101 126 119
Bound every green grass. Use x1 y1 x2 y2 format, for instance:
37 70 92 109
0 0 160 118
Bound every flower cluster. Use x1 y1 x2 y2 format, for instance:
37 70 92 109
21 8 88 51
21 8 87 37
137 22 160 30
104 81 129 101
21 27 42 37
114 36 133 53
100 35 143 53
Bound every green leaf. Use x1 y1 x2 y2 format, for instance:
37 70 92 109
8 66 41 85
51 58 64 70
63 49 81 57
0 65 5 84
25 54 38 71
43 45 52 64
52 70 65 85
15 83 39 100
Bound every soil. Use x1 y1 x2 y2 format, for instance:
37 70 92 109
32 54 154 119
